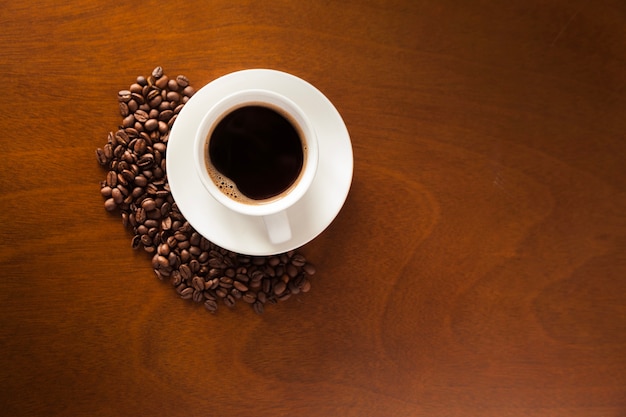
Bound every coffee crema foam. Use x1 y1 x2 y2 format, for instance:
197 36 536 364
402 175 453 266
205 163 306 205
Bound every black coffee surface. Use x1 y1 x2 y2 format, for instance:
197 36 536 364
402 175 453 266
209 105 304 200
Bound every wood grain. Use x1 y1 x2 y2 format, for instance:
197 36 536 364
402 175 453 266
1 0 625 416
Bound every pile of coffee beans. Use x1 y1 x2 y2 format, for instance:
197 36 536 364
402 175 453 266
96 66 315 314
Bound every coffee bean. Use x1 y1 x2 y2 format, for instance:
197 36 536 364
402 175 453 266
191 289 202 303
141 198 156 211
166 91 180 102
156 255 169 269
176 74 189 88
100 185 112 198
302 263 316 275
291 253 306 267
130 92 144 105
118 90 132 102
152 66 164 79
111 187 123 204
104 198 117 211
230 288 242 299
96 148 108 165
130 83 143 94
106 170 117 187
144 118 158 132
286 264 298 278
182 85 195 97
192 276 204 292
155 75 169 89
243 292 256 304
204 299 218 312
233 280 248 292
235 273 249 283
223 294 235 308
273 280 286 296
179 287 193 299
179 264 192 280
252 301 264 315
128 99 139 113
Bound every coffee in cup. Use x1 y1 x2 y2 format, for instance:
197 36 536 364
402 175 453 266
205 104 306 203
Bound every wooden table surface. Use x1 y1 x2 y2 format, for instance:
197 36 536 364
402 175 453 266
1 1 625 416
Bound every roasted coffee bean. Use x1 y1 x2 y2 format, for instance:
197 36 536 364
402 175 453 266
286 264 298 278
166 91 180 102
144 118 158 132
134 109 149 123
179 286 193 299
183 85 195 97
118 89 131 102
155 75 169 89
268 256 280 267
144 219 159 229
235 273 249 283
288 280 300 295
111 187 123 204
189 259 200 273
153 142 166 154
204 299 218 312
128 99 139 113
119 101 130 117
104 198 117 211
291 254 306 267
179 264 192 280
135 207 146 224
230 288 242 299
122 114 135 128
152 66 164 79
243 291 256 304
146 88 160 101
96 148 108 165
161 216 172 230
273 281 286 296
176 74 189 88
106 170 117 187
192 276 204 292
233 280 248 292
302 263 316 275
100 185 113 198
262 278 271 294
252 301 264 315
155 255 169 269
140 234 152 246
219 276 233 289
141 198 156 211
130 83 143 94
223 294 235 308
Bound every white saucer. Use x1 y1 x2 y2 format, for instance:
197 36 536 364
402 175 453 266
167 69 353 256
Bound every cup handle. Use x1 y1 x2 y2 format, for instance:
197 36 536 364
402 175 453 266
262 211 292 244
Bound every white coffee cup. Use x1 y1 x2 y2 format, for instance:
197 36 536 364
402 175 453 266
193 89 319 244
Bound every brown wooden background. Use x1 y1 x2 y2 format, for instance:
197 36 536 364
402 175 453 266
1 0 625 416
